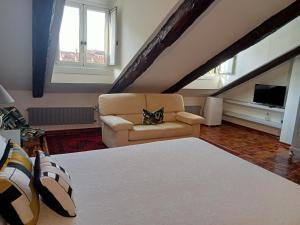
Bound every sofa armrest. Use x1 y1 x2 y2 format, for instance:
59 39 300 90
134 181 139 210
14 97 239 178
176 112 204 125
101 116 133 131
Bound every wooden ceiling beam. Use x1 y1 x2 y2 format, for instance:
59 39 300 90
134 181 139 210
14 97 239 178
163 1 300 93
212 45 300 96
108 0 216 93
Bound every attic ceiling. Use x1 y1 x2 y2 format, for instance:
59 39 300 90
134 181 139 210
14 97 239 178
125 0 296 93
0 0 297 94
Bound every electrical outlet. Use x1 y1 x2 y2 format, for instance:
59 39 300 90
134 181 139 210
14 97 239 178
265 112 270 121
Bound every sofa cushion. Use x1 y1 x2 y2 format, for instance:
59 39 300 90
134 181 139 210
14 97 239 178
119 112 177 125
146 94 184 113
164 112 177 122
101 116 133 131
118 114 143 125
176 112 204 125
99 94 146 116
129 122 193 141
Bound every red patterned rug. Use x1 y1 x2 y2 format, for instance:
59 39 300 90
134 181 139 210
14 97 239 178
45 128 107 155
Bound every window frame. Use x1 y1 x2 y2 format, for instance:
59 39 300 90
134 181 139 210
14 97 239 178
56 1 110 68
56 2 82 67
83 4 109 67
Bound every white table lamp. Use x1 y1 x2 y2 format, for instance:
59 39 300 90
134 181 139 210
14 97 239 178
0 85 15 128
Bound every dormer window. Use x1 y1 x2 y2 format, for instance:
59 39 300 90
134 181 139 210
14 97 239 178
57 1 116 68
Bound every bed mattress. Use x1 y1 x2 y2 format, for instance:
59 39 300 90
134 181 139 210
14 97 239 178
37 138 300 225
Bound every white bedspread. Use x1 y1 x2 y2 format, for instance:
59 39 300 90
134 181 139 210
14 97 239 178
37 138 300 225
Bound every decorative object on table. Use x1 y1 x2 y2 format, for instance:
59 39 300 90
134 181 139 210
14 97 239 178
0 107 28 130
142 107 164 125
34 151 76 217
21 129 48 157
0 106 46 156
0 140 40 225
0 85 15 129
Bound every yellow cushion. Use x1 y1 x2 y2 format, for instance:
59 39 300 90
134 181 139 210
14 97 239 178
0 141 39 225
118 112 176 125
101 116 133 131
118 114 143 125
164 112 177 122
176 112 204 125
129 122 193 141
99 93 146 115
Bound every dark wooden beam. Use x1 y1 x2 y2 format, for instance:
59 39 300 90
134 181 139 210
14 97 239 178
163 1 300 93
109 0 216 93
211 45 300 96
32 0 54 97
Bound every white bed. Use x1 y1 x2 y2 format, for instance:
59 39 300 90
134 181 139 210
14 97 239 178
37 138 300 225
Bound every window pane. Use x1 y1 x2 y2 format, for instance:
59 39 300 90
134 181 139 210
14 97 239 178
86 9 106 64
59 6 80 62
219 57 235 74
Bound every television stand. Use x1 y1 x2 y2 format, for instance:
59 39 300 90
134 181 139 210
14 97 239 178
223 98 285 129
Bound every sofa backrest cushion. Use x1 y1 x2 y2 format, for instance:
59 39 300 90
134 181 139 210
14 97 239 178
164 112 177 122
145 94 184 113
99 94 146 116
118 114 143 125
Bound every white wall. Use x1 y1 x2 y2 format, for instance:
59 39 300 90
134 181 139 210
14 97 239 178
2 90 201 131
0 0 115 93
185 16 300 90
3 90 102 131
280 56 300 144
221 60 293 136
221 16 300 87
114 0 181 76
222 61 292 102
128 0 295 92
184 75 221 90
0 0 32 90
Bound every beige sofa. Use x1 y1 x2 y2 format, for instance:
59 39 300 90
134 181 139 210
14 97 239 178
99 93 204 147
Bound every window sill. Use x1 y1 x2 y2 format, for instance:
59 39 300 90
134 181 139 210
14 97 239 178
196 74 219 80
53 64 115 75
51 73 114 84
51 65 115 84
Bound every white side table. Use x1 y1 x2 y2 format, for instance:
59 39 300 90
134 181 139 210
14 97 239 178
0 129 21 145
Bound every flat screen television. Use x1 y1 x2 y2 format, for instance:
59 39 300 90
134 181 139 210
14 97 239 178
253 84 286 108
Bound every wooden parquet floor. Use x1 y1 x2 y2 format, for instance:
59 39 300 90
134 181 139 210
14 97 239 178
199 122 300 185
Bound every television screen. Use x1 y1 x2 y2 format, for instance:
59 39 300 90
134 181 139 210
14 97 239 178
253 84 286 108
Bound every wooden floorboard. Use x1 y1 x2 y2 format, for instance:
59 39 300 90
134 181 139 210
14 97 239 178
45 122 300 185
200 122 300 185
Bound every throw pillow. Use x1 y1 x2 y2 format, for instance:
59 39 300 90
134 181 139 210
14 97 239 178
142 107 164 125
34 151 76 217
0 141 40 225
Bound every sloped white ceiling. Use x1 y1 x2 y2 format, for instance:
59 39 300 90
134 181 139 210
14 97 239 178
0 0 116 93
0 0 296 94
127 0 296 93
